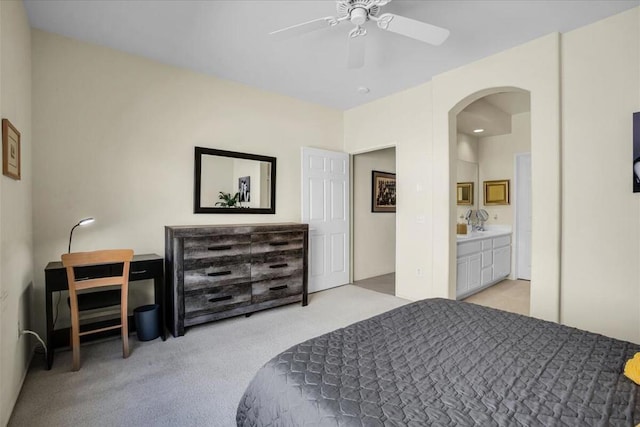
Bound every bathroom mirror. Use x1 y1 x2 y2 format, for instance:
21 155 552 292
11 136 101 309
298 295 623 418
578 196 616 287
456 160 478 208
457 182 474 205
194 147 276 214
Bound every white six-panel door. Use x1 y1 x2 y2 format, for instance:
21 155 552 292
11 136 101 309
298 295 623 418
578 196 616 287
301 147 350 293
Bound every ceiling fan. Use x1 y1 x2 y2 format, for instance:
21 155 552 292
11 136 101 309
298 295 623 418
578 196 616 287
269 0 450 69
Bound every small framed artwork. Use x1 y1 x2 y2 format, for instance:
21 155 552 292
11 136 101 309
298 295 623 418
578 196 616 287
372 170 396 213
2 119 20 180
457 182 474 205
484 180 510 205
238 176 250 203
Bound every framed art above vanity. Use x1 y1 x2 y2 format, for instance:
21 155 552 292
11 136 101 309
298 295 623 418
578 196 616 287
194 147 276 214
484 179 510 205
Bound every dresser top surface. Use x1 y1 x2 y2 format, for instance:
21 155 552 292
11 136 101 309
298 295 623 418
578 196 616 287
165 223 308 236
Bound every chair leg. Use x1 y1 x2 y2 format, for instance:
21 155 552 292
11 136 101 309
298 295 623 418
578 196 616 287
122 309 129 358
70 307 81 371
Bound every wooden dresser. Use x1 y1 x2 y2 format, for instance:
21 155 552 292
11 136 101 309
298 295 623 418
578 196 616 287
165 223 308 336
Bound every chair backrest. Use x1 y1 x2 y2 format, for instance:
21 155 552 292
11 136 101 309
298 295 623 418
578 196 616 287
62 249 134 292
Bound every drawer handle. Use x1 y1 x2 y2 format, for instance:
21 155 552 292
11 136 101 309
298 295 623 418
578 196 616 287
208 246 232 251
269 263 288 269
131 270 147 274
208 295 232 303
207 270 232 277
269 242 288 246
269 285 288 291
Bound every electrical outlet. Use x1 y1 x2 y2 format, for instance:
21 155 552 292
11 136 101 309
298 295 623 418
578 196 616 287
416 268 423 277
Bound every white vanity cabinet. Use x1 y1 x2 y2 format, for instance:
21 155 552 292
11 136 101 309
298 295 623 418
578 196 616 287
456 232 511 299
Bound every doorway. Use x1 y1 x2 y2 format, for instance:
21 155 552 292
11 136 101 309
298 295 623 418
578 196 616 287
351 147 396 296
453 91 532 315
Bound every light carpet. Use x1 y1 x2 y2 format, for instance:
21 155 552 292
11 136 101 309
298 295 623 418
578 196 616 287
9 285 408 427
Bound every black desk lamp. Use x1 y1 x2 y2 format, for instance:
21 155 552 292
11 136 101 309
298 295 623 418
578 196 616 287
68 217 95 253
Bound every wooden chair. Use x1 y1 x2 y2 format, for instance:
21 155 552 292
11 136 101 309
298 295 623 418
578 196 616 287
61 249 134 371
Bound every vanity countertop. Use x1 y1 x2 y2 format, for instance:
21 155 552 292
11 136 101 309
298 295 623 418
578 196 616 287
456 229 511 243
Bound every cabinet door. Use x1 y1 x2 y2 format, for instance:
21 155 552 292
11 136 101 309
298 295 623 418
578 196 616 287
493 246 511 280
481 249 492 268
456 257 469 297
468 254 482 290
481 267 493 286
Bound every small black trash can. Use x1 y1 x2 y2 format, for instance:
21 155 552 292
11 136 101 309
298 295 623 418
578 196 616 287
134 304 160 341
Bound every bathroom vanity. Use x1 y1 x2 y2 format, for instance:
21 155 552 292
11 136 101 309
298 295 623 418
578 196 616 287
456 230 511 299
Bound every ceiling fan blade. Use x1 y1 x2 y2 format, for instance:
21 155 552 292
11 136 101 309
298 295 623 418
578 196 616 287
270 16 342 41
347 32 365 69
374 13 450 45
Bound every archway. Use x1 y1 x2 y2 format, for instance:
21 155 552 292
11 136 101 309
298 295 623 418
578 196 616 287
450 88 532 314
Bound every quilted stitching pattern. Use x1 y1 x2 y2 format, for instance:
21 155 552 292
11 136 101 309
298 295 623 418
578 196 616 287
237 299 640 426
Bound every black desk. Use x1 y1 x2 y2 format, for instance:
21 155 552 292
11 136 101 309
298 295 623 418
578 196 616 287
44 253 165 370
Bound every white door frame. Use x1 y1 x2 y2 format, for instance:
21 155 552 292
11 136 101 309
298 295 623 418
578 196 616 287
514 152 532 280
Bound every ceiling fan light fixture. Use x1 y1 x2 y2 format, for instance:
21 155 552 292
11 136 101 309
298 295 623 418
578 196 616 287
350 7 368 26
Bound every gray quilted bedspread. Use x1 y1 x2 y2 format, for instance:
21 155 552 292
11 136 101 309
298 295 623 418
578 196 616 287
236 298 640 426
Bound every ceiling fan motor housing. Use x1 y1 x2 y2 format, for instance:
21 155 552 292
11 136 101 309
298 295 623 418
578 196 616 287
337 0 381 22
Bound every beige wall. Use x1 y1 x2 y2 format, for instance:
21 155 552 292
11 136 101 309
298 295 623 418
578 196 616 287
456 133 479 218
31 30 343 332
478 112 531 227
352 147 396 281
0 1 32 425
344 84 433 300
432 34 561 324
457 133 478 164
345 34 561 317
3 7 638 421
346 8 640 343
478 112 531 279
561 8 640 341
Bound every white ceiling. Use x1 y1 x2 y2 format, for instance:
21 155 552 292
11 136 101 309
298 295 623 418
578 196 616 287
24 0 639 110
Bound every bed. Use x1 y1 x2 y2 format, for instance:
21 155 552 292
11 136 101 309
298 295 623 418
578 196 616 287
237 298 640 426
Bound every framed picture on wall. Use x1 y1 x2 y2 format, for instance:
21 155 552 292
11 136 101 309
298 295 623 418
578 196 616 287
2 118 20 180
238 176 250 203
484 179 510 205
372 170 396 212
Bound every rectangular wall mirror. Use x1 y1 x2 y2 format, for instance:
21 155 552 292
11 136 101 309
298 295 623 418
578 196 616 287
194 147 276 214
457 182 474 205
456 160 478 209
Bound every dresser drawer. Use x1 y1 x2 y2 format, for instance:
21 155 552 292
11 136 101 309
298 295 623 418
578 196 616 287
252 274 303 304
184 283 251 318
184 263 250 291
251 231 304 255
251 252 304 281
183 235 251 261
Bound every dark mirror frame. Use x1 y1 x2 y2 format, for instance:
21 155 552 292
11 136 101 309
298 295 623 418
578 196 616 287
194 146 277 214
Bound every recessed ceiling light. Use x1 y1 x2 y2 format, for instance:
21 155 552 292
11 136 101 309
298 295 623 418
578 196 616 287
357 86 370 94
473 128 484 133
